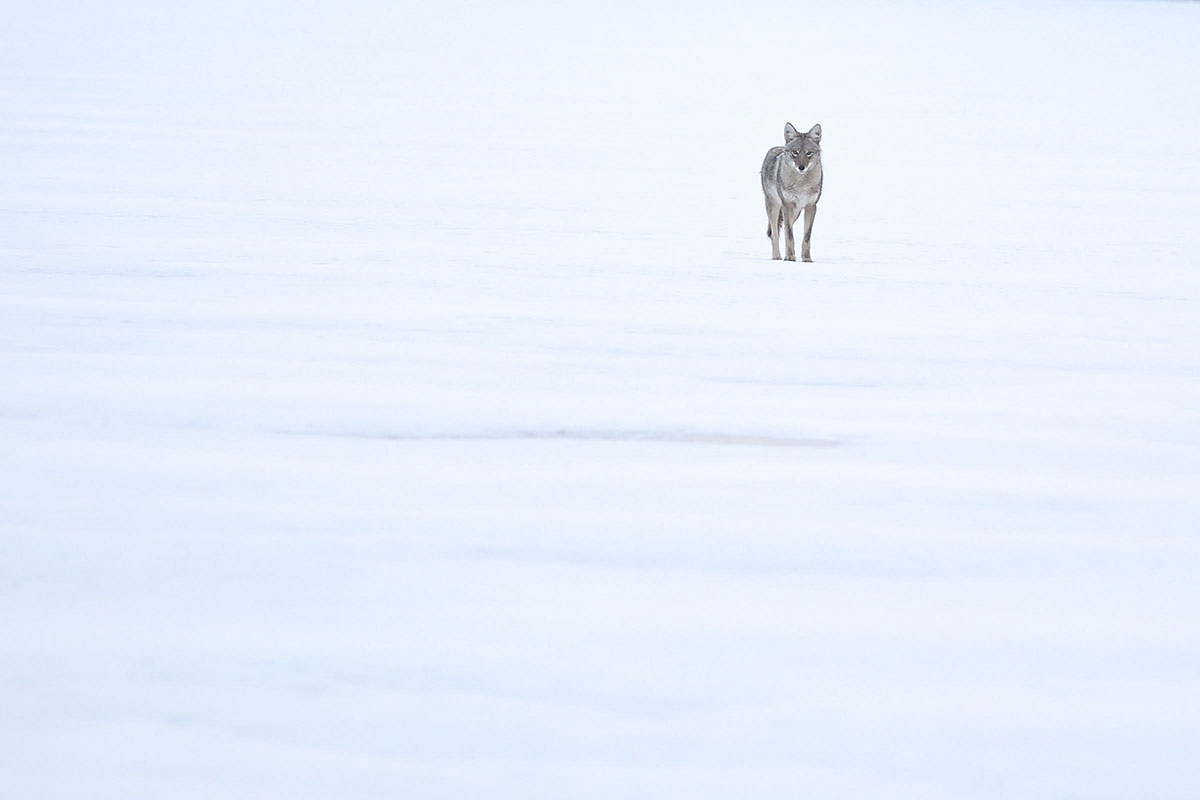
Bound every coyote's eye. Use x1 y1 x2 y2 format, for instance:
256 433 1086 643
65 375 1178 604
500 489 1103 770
792 150 800 156
805 151 814 157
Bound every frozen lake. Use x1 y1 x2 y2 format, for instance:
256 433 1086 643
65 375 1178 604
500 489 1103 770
3 1 1199 797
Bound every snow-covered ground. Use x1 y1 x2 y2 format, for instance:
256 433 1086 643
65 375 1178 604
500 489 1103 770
3 1 1199 797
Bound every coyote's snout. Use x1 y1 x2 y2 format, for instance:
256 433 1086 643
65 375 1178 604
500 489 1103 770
761 122 823 262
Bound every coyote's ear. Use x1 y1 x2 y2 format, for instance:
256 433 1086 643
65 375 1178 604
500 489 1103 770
783 122 800 142
807 124 822 142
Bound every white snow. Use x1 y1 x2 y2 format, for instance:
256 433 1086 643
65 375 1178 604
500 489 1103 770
3 1 1199 798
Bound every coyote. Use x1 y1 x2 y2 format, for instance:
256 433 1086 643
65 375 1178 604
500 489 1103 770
761 122 823 261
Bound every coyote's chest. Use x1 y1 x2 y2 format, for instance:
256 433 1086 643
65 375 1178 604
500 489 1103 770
778 160 822 207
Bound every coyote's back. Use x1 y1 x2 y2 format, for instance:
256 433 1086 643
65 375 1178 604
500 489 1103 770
760 122 823 262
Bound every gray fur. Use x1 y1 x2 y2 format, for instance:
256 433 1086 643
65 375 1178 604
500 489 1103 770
760 122 823 262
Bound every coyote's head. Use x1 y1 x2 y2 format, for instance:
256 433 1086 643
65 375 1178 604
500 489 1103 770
783 122 822 173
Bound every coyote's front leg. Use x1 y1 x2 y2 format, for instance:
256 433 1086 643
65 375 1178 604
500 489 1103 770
765 199 783 260
801 203 817 263
783 206 800 261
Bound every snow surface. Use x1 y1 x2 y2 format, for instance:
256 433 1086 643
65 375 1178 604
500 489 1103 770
3 0 1199 797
